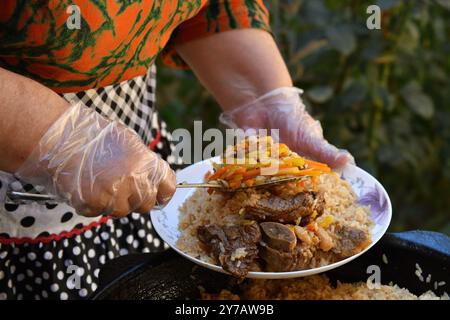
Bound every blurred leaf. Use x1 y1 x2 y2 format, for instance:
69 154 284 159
361 36 384 61
373 54 395 64
325 25 356 55
301 0 330 27
307 85 334 103
397 21 420 53
378 145 400 164
338 81 368 108
401 82 435 119
435 0 450 11
376 0 402 9
373 86 395 112
428 63 448 82
289 39 329 65
432 18 446 41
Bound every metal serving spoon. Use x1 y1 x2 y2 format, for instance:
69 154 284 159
6 176 307 203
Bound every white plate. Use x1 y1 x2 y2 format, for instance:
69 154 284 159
151 156 392 279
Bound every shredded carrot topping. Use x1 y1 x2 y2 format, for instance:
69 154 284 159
206 137 332 191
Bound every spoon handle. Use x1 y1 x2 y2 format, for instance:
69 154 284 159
6 176 308 202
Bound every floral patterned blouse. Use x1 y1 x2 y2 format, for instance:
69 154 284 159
0 0 270 93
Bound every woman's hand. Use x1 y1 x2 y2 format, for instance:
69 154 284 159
16 102 176 217
220 87 354 168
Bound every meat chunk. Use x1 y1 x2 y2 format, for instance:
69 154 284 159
244 192 324 224
260 222 297 252
259 245 295 271
197 223 261 278
259 244 312 272
259 222 311 272
335 225 371 257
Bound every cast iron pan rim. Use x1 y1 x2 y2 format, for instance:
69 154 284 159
90 251 171 300
382 230 450 258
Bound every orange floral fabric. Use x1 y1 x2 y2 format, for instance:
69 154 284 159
0 0 270 93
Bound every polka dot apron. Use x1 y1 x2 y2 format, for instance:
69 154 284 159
0 65 178 300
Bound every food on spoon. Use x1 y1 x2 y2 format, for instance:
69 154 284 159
177 136 373 278
204 135 331 192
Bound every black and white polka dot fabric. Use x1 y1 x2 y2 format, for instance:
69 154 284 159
63 65 157 146
0 214 168 300
0 65 175 300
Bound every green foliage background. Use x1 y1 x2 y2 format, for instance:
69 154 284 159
156 0 450 234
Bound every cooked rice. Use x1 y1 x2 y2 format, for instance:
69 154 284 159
202 274 449 300
230 248 248 261
416 263 423 273
177 173 373 268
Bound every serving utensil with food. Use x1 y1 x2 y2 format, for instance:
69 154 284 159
151 136 392 279
6 176 315 203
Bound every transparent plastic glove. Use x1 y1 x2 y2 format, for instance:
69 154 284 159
220 87 354 168
15 102 176 217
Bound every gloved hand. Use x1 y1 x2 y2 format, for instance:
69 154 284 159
220 87 354 168
15 101 176 217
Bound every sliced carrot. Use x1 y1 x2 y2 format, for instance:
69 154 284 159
229 174 243 182
225 167 247 180
321 166 331 173
308 165 331 173
208 166 228 180
274 167 301 176
221 166 238 179
307 223 317 232
229 181 241 189
266 164 291 170
244 179 255 187
304 159 328 166
291 168 313 174
260 164 293 175
304 159 331 172
235 167 247 174
294 169 323 176
242 168 260 179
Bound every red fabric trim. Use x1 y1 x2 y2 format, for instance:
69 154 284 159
149 130 161 151
0 216 110 245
